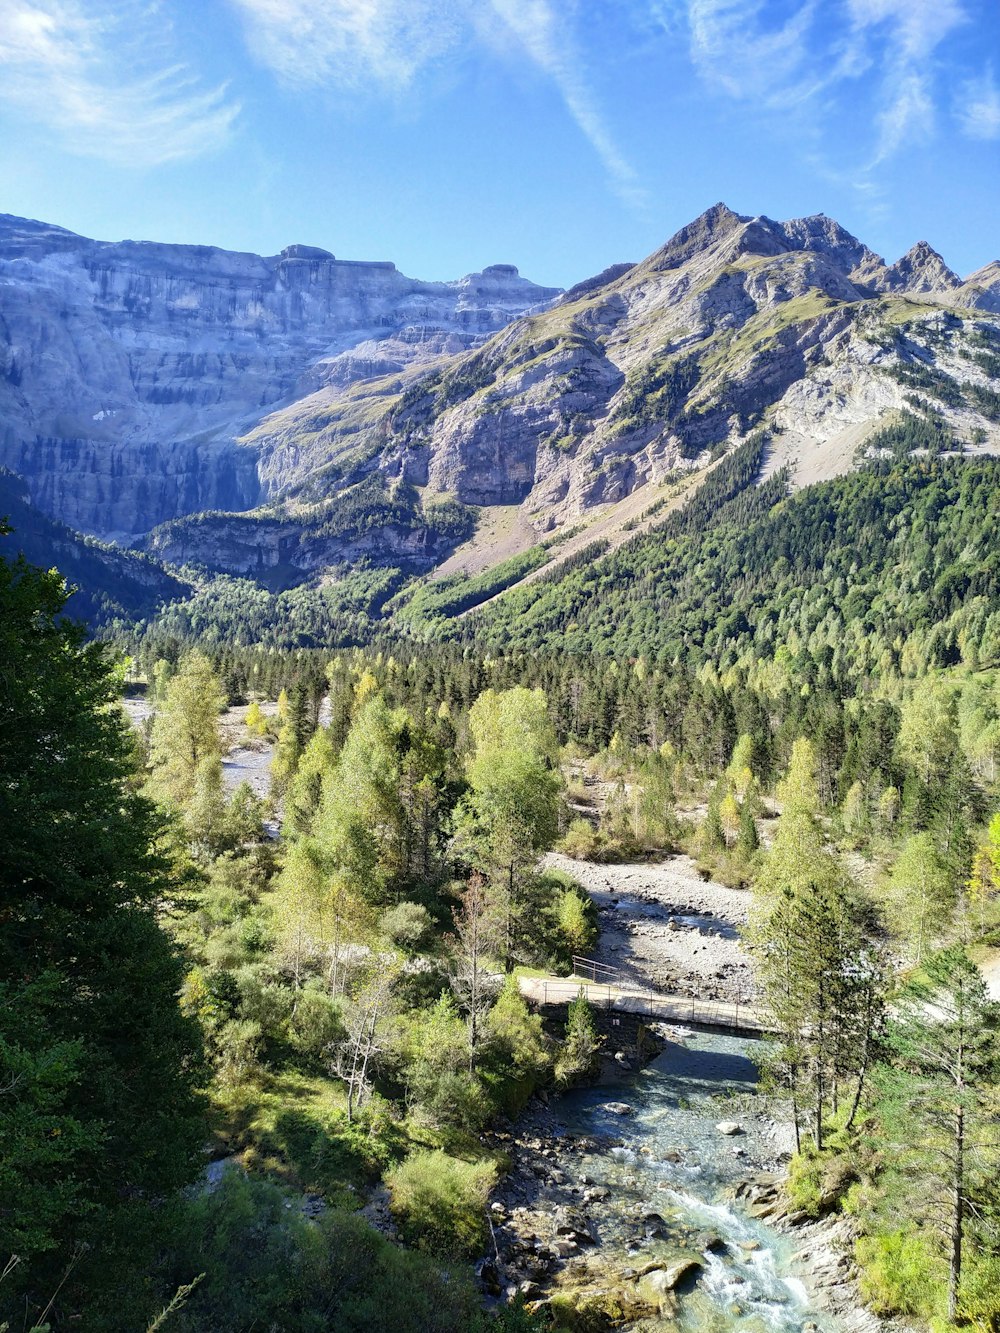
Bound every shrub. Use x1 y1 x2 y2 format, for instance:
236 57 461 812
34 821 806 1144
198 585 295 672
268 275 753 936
381 901 435 953
856 1228 945 1317
235 965 292 1038
386 1150 496 1257
215 1018 262 1087
785 1145 856 1217
289 984 344 1062
559 817 601 859
145 1173 487 1333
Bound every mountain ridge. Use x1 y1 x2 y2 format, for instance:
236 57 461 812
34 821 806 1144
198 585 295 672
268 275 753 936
2 204 999 601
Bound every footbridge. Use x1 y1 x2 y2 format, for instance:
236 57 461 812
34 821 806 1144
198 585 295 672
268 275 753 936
517 955 772 1039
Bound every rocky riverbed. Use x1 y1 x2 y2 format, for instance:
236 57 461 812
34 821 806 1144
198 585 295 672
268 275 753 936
544 851 756 1005
492 853 888 1331
122 696 278 804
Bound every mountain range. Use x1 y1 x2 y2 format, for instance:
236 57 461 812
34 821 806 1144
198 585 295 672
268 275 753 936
1 203 998 615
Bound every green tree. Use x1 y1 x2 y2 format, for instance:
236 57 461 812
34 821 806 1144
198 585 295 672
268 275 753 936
315 695 406 905
874 948 1000 1321
270 678 313 798
555 990 601 1086
886 832 955 962
749 878 886 1152
148 651 225 810
0 550 204 1322
454 688 562 967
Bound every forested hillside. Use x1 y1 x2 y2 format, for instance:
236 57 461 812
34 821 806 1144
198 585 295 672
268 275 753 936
461 434 1000 678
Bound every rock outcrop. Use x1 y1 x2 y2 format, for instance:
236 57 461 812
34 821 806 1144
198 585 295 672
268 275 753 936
0 213 560 538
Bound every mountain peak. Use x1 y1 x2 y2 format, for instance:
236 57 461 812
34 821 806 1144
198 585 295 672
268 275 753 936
884 241 961 294
644 203 749 272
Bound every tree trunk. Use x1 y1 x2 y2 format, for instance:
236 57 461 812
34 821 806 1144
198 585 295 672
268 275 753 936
949 1102 964 1321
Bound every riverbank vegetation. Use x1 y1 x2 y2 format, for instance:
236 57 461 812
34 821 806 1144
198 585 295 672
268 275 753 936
6 446 1000 1330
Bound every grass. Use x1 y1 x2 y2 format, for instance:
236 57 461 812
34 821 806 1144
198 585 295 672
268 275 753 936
209 1069 396 1202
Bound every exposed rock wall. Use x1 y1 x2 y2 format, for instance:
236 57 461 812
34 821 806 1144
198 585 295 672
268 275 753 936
0 213 560 538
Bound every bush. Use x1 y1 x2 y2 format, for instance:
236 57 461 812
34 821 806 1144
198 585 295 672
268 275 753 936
144 1172 487 1333
235 965 292 1038
386 1150 497 1257
481 979 551 1115
559 817 602 859
785 1145 857 1218
215 1018 262 1086
381 901 435 953
289 984 344 1062
856 1228 945 1317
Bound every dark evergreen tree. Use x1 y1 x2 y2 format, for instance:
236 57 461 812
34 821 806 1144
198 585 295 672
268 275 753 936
0 546 205 1325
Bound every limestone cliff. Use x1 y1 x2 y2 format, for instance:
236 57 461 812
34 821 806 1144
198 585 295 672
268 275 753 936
0 214 560 538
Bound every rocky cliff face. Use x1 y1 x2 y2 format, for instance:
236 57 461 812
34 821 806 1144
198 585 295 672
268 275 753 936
4 206 999 586
0 214 560 538
296 203 999 531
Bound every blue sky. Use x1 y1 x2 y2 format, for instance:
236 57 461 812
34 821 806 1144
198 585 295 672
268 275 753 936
0 0 997 288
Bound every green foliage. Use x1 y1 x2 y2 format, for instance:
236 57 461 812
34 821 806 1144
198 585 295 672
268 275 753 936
856 1228 945 1317
785 1144 857 1218
555 990 602 1086
460 453 1000 677
147 650 225 809
0 547 205 1323
481 976 551 1114
405 995 488 1136
381 901 435 952
386 1150 497 1257
147 1172 487 1333
289 983 345 1062
609 353 701 447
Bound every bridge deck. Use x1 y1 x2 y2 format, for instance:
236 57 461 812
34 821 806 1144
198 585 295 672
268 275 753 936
517 975 771 1037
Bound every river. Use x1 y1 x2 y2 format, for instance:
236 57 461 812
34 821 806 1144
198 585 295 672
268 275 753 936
490 853 874 1330
550 1029 836 1331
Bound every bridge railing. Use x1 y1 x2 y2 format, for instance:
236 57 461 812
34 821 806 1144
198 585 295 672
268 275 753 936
537 975 763 1036
571 955 619 985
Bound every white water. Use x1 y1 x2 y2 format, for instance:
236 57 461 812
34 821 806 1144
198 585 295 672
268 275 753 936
552 1031 839 1331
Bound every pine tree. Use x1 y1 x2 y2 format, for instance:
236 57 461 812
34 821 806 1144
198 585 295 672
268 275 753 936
876 948 1000 1320
0 548 204 1321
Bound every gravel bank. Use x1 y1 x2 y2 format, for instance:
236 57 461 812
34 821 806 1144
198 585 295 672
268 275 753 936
544 851 756 1004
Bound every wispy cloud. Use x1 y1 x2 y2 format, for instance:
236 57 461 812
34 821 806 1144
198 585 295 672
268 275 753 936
229 0 643 205
677 0 980 168
227 0 463 91
486 0 645 206
956 69 1000 139
845 0 968 161
0 0 239 166
686 0 826 106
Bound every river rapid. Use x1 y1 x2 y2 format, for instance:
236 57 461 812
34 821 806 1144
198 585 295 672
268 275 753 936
490 854 873 1331
564 1031 833 1331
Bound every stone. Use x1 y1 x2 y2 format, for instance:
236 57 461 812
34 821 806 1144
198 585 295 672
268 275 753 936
600 1102 635 1117
716 1121 743 1136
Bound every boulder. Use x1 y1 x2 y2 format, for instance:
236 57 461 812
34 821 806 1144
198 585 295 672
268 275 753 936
716 1121 742 1136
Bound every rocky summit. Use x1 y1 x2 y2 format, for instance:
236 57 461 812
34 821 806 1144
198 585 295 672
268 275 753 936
2 204 999 585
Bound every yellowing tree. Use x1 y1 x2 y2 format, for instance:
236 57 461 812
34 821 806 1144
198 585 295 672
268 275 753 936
148 651 225 810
